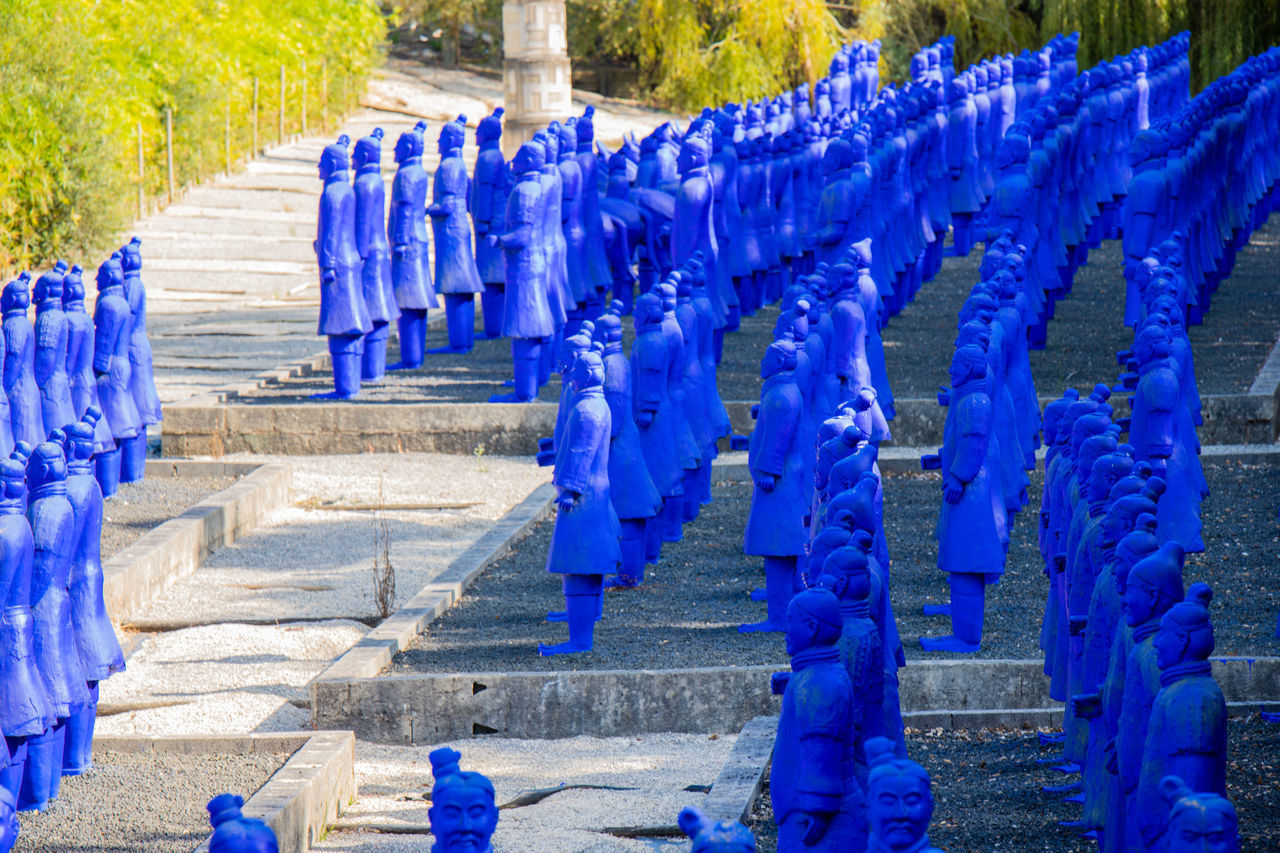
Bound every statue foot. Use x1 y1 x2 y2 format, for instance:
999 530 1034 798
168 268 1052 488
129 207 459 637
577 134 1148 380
538 640 592 656
603 576 639 590
1041 781 1080 794
748 588 767 602
918 634 980 653
922 603 952 616
386 361 423 371
309 390 359 401
1038 731 1066 746
546 610 567 623
1078 830 1100 841
1062 793 1085 804
738 619 786 634
1058 819 1089 829
488 392 536 403
427 345 471 355
1049 762 1081 774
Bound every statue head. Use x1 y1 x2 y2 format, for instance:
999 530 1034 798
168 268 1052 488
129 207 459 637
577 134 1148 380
512 140 546 176
568 350 605 395
120 236 143 273
1159 776 1239 853
34 265 64 304
909 54 927 80
948 342 987 388
209 817 279 853
865 737 935 850
96 252 124 295
557 121 578 160
66 421 95 463
0 459 25 503
439 115 467 155
785 587 842 656
2 275 30 313
1156 582 1215 669
997 129 1031 169
576 105 595 148
761 339 797 380
429 749 498 853
677 806 756 853
678 133 711 174
318 134 350 179
476 108 504 146
395 127 424 163
634 292 663 330
1133 321 1172 364
61 264 84 307
26 440 67 494
352 128 384 170
1124 541 1185 627
1111 513 1159 592
821 544 870 604
832 51 849 74
656 281 677 312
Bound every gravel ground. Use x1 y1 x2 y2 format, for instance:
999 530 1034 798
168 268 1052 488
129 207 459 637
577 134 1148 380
101 473 240 559
14 749 290 853
237 304 778 406
747 714 1280 852
391 476 792 673
312 733 733 853
392 457 1279 674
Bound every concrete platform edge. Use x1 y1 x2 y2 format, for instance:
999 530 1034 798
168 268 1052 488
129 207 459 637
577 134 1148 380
702 715 777 825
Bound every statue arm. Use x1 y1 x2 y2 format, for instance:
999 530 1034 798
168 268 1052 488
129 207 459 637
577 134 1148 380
948 395 992 485
497 189 535 250
91 305 117 375
553 406 607 495
315 193 342 270
633 346 663 416
792 694 847 817
32 323 55 385
353 186 375 258
751 388 799 478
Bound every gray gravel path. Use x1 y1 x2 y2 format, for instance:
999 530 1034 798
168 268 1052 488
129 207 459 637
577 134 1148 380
102 473 240 559
14 749 290 853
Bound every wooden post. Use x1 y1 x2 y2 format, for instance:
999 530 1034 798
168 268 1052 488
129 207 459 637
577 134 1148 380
136 123 145 218
225 101 232 174
252 76 259 154
301 60 308 136
278 64 286 144
321 59 328 133
164 107 175 205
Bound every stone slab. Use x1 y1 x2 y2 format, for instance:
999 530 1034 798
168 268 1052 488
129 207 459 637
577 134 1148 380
106 460 292 621
701 716 777 825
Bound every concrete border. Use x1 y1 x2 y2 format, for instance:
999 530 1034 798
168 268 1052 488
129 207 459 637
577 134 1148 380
702 716 776 825
310 482 556 718
108 460 292 621
311 657 1280 744
94 730 354 853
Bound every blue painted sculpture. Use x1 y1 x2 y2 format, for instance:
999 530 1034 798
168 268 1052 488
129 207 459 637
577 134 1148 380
576 107 613 313
742 340 806 634
207 793 280 853
352 129 398 382
33 266 75 440
656 281 702 541
61 267 111 457
1157 776 1238 853
678 805 756 852
534 131 570 388
1132 582 1225 850
0 786 15 853
540 350 620 655
314 135 371 398
558 122 591 331
472 109 507 339
772 587 863 853
821 546 885 755
18 439 85 811
119 237 161 481
597 314 661 588
673 130 724 332
427 116 485 355
863 737 944 852
92 255 141 499
389 124 437 369
0 457 51 807
922 342 1002 653
489 141 554 403
62 419 123 775
429 747 497 853
4 276 44 450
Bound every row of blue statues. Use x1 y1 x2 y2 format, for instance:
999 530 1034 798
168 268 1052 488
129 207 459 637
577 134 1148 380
0 410 126 853
0 246 160 498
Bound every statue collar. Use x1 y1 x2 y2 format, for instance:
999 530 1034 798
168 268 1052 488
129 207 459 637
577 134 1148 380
868 834 938 852
790 644 841 673
1088 498 1107 517
479 139 499 152
356 163 381 176
0 497 22 515
30 480 66 500
67 458 94 476
840 599 871 619
575 386 604 400
1131 619 1160 643
761 370 796 391
603 341 623 356
682 164 709 178
323 171 348 186
952 372 990 397
1138 356 1173 376
2 307 27 318
397 155 422 168
1159 658 1212 687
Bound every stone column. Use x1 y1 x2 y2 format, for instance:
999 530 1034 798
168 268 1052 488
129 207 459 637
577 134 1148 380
501 0 572 157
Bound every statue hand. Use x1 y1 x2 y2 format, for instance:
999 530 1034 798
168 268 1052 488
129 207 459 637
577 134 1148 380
936 386 951 406
321 268 337 286
392 244 408 259
1104 738 1118 775
1068 615 1087 637
800 812 831 846
555 489 579 512
487 234 499 248
753 472 777 493
1071 692 1101 719
942 472 964 504
635 409 654 428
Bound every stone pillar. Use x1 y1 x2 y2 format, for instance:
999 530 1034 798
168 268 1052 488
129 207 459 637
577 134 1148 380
502 0 572 157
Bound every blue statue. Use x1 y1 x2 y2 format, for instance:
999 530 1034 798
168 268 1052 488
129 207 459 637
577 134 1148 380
674 268 716 521
557 122 591 330
3 276 44 449
1157 776 1238 853
62 419 123 775
576 107 613 312
472 109 507 339
352 128 398 382
534 131 570 388
821 545 885 755
632 292 682 566
673 130 724 330
656 281 702 541
428 116 485 354
314 134 371 398
678 805 756 852
0 457 51 807
596 314 661 588
389 124 437 369
428 747 497 853
119 238 161 479
863 738 944 852
489 141 554 403
742 340 807 634
206 793 280 853
33 266 75 439
0 786 15 853
92 255 141 498
1133 582 1225 850
61 266 111 457
772 588 863 853
922 342 1002 653
540 350 620 655
18 439 86 811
